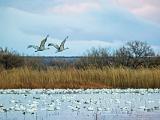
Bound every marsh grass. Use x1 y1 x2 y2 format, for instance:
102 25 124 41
0 66 160 89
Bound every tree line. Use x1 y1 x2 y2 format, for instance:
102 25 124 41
0 40 160 69
77 40 160 69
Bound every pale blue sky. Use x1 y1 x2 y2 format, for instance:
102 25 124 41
0 0 160 56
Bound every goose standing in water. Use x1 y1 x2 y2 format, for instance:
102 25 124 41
48 36 69 53
27 35 49 52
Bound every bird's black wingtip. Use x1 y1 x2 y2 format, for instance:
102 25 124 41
48 43 51 46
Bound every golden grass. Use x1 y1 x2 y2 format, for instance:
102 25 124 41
0 66 160 89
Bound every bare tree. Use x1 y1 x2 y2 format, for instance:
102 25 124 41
75 47 111 68
116 41 155 68
127 41 155 58
115 46 132 67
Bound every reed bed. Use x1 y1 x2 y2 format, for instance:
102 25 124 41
0 67 160 89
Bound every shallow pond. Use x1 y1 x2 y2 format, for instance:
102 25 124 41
0 89 160 120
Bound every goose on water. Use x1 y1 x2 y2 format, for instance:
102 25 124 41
27 35 49 52
48 36 69 53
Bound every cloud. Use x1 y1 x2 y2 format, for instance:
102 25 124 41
1 0 160 24
0 1 160 56
131 4 160 23
47 2 101 14
115 0 160 23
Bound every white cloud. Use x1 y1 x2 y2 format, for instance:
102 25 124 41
45 0 160 24
115 0 160 23
131 4 160 23
1 2 160 56
47 2 101 14
1 0 160 24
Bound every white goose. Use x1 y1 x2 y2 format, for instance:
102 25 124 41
48 36 69 53
27 35 49 52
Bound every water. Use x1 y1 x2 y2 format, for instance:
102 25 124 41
0 89 160 120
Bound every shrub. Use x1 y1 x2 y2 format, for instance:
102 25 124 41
0 47 24 69
75 47 112 69
24 57 47 70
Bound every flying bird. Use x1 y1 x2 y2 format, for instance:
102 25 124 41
27 35 49 52
48 36 69 53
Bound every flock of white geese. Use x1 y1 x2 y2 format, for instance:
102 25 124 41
27 35 69 53
0 89 160 114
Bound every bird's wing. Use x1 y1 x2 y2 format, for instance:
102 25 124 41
48 43 59 49
40 36 48 48
60 36 68 48
27 45 39 49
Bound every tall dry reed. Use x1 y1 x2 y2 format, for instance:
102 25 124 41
0 66 160 89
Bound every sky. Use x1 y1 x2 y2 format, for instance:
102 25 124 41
0 0 160 56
